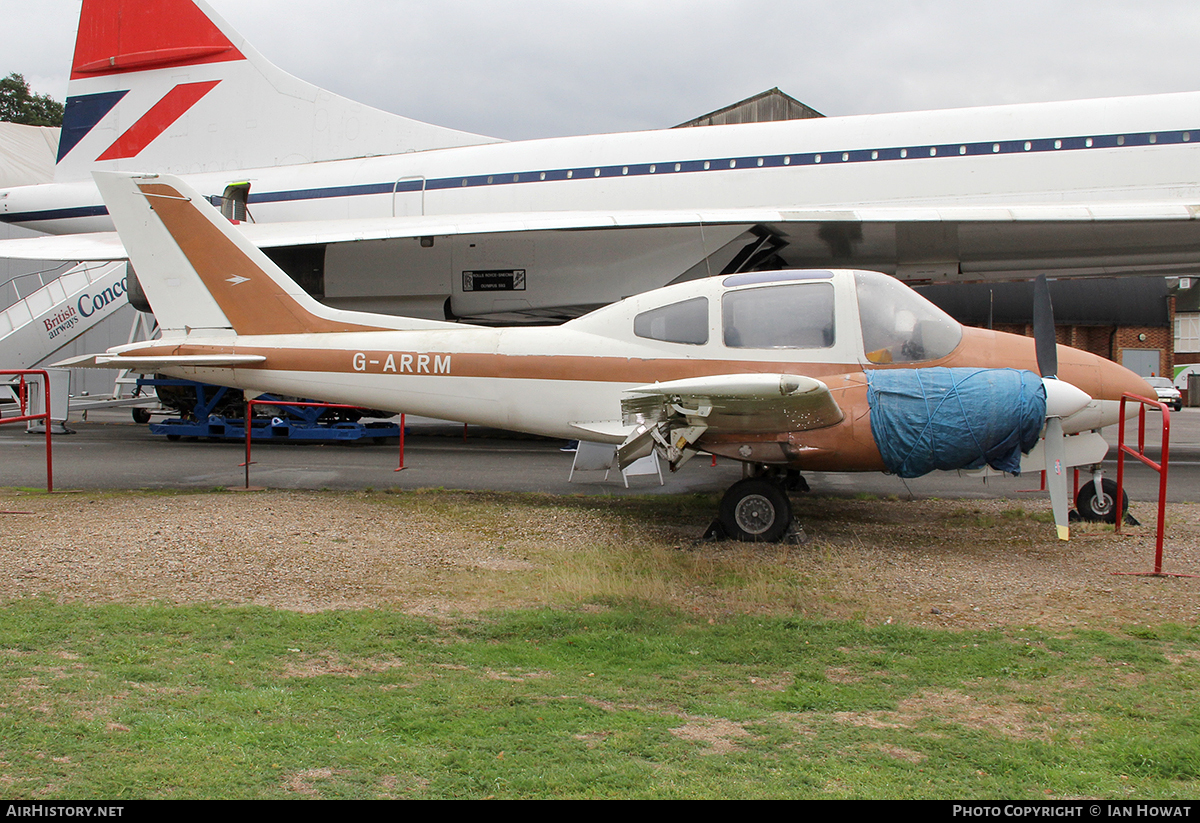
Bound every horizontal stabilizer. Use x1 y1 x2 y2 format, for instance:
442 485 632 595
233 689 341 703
56 352 266 369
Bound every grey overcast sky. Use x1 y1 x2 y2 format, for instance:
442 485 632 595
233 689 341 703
5 1 1200 141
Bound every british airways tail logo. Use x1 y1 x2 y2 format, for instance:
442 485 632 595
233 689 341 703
57 81 220 164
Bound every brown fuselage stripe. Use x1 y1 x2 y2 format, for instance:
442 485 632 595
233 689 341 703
120 343 874 383
113 326 1150 403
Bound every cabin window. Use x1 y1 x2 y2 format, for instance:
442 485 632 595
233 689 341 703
855 271 962 363
722 283 834 349
634 297 709 345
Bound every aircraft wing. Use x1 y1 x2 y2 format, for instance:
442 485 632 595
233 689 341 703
3 201 1199 284
0 231 128 261
615 372 843 469
621 373 844 434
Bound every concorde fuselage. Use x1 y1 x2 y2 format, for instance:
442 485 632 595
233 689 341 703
4 91 1199 236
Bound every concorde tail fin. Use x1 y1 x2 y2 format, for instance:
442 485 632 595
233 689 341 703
92 171 460 336
56 0 501 183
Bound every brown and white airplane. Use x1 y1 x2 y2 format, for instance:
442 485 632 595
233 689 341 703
62 171 1154 542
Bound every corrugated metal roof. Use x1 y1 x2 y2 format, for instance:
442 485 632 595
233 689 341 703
674 88 823 128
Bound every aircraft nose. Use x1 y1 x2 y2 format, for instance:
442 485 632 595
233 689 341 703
1055 351 1157 431
1057 348 1153 404
1096 357 1156 405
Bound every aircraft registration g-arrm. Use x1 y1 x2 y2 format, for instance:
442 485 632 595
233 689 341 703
63 171 1154 542
2 0 1200 322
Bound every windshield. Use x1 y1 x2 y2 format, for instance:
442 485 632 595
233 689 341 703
1146 377 1174 388
855 271 962 363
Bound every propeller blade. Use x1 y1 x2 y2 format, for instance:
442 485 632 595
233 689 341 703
1033 274 1057 379
1044 416 1070 541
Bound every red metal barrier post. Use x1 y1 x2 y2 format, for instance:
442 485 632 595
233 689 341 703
1114 392 1181 577
241 400 404 486
395 413 405 472
0 370 53 492
241 399 253 489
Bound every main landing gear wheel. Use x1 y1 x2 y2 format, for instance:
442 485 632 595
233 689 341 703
1074 478 1128 523
718 477 792 542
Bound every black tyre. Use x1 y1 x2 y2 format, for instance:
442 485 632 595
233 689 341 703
718 478 792 542
131 407 152 424
1075 478 1128 523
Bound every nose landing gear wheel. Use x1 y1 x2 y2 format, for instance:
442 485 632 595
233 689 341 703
1074 478 1128 523
718 477 792 542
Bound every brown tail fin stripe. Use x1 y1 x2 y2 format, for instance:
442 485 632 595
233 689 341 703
136 182 384 336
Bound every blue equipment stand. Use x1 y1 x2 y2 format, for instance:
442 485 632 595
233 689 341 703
139 379 401 443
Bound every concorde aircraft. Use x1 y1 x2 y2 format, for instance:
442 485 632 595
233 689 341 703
3 0 1200 323
59 171 1155 542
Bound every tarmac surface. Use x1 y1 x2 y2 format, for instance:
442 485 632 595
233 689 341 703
1 405 1196 506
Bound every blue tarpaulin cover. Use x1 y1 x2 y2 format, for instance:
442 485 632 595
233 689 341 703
865 368 1046 478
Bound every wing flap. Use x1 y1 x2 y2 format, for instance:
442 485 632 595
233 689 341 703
567 420 631 441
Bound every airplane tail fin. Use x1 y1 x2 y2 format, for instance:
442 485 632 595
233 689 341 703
92 171 460 336
56 0 500 183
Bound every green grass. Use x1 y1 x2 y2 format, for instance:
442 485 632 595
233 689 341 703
1 599 1198 799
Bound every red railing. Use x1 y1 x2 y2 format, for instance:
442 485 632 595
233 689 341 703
0 370 53 492
1113 392 1184 577
240 399 405 488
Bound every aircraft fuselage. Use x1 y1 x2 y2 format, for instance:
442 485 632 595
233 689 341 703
5 92 1199 236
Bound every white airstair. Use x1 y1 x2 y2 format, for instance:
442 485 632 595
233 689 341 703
0 260 157 422
0 260 129 366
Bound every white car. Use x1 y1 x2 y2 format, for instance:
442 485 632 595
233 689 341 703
1145 377 1183 411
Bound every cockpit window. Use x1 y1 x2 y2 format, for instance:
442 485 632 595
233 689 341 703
634 297 708 345
855 271 962 363
722 282 835 349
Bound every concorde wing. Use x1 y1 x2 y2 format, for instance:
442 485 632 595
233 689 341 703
615 373 843 469
0 231 129 261
3 201 1199 286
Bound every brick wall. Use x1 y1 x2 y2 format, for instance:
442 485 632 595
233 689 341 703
986 322 1173 375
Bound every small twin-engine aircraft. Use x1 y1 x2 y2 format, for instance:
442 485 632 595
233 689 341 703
62 172 1153 542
